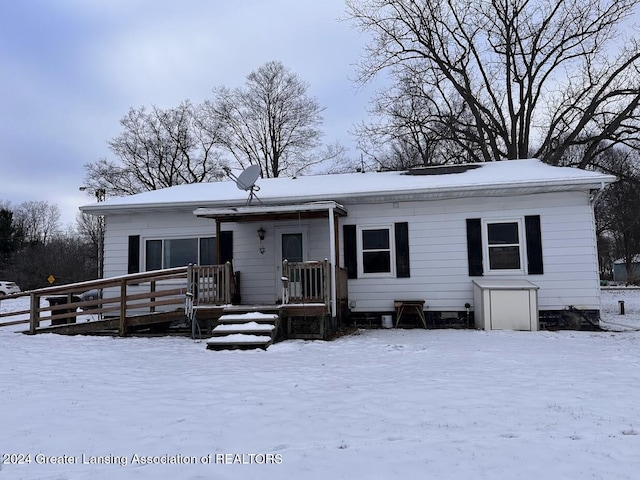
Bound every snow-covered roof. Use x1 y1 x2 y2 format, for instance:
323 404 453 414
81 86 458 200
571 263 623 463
472 279 540 290
613 255 640 265
80 159 616 215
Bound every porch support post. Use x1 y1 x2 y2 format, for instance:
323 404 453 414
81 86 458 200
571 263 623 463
215 218 221 264
29 292 39 334
328 206 337 318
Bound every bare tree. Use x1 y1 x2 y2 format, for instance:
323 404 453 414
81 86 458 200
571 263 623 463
357 73 479 169
75 211 103 278
595 149 640 283
13 201 61 245
0 201 100 288
4 231 97 289
203 61 325 178
84 101 225 195
76 213 101 248
347 0 640 167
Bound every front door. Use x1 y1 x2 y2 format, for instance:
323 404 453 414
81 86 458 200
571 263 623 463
276 227 308 301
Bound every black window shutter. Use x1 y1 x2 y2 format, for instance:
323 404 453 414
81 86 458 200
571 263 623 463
343 225 357 279
127 235 140 274
219 231 233 264
525 215 544 274
394 222 410 278
466 218 483 276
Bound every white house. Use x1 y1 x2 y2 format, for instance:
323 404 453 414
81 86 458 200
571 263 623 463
80 159 616 333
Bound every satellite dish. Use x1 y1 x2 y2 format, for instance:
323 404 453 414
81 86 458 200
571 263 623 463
235 164 261 191
224 165 262 205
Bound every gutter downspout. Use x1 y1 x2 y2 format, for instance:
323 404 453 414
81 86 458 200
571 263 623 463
589 180 607 316
328 205 337 319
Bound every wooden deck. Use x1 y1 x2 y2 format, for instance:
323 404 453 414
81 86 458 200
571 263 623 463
0 261 347 343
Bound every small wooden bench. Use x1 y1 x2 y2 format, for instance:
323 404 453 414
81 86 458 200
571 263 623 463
394 300 426 328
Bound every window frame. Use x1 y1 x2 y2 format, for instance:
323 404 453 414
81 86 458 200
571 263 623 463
482 218 526 274
356 225 396 278
144 235 216 271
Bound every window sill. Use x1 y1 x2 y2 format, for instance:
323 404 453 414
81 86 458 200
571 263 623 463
358 272 396 279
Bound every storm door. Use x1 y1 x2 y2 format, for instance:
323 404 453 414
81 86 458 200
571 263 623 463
276 228 308 301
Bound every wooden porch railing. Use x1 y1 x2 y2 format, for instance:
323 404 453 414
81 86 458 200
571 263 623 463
0 264 235 335
0 267 198 334
186 262 234 305
281 260 349 323
27 267 191 335
282 259 330 307
0 291 32 327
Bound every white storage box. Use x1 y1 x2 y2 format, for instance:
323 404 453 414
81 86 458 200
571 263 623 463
472 279 539 331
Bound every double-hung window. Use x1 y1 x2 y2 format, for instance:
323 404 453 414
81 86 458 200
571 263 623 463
145 237 216 270
358 226 395 276
343 222 410 279
467 216 543 276
484 220 524 272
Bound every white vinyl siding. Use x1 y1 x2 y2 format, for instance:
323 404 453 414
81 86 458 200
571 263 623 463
232 220 330 304
102 211 219 279
101 190 601 313
340 191 601 312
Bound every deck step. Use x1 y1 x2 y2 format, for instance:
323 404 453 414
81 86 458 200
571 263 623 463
206 312 279 351
210 321 276 336
222 305 280 315
206 333 273 350
217 312 279 324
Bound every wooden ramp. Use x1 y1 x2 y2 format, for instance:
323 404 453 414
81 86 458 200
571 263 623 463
206 311 279 351
30 310 188 336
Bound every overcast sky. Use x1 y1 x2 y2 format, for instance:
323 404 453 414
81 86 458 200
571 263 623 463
0 0 380 226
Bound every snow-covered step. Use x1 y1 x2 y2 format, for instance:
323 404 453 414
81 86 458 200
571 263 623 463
206 333 273 350
206 311 279 351
210 321 276 336
217 312 279 324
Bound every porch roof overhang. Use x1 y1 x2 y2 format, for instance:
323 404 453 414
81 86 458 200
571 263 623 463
193 200 347 223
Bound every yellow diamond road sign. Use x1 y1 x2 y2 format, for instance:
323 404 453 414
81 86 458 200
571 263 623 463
48 275 55 285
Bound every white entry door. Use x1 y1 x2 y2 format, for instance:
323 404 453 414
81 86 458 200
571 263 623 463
275 227 308 301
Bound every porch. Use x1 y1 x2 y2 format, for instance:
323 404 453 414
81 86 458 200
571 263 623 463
190 199 349 343
188 260 349 342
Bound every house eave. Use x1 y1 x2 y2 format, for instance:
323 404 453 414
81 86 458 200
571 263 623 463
80 177 614 216
194 201 348 222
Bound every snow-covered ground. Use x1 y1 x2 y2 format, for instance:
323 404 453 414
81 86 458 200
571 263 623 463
1 290 639 480
600 287 640 331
